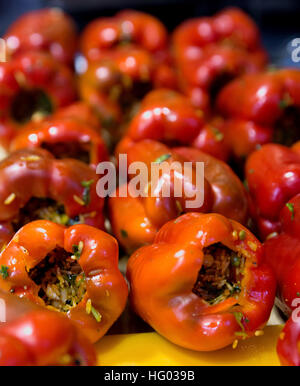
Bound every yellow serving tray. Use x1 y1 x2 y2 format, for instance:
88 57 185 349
95 325 282 366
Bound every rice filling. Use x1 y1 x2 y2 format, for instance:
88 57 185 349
28 246 86 312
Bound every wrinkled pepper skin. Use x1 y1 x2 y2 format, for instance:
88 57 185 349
127 212 276 351
110 139 248 252
174 147 248 223
0 148 104 248
80 10 168 62
0 220 128 343
217 69 300 158
0 51 77 148
10 117 109 168
263 194 300 316
0 310 96 366
4 8 78 66
172 7 267 109
277 317 300 366
245 143 300 239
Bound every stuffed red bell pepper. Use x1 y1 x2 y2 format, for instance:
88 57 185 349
0 51 77 149
127 212 276 351
0 148 104 249
0 220 128 342
109 139 248 252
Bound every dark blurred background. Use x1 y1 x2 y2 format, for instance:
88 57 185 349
0 0 299 66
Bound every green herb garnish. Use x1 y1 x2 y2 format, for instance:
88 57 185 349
286 202 295 220
81 180 94 206
0 265 9 279
212 127 224 142
154 154 171 164
233 311 246 331
121 229 128 238
72 241 84 260
231 254 241 267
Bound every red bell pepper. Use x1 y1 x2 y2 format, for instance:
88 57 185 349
245 142 300 239
10 116 109 168
0 220 128 342
0 310 96 366
263 193 300 316
110 139 248 252
4 8 78 66
0 51 77 148
277 317 300 366
217 69 300 159
127 212 276 351
0 148 104 249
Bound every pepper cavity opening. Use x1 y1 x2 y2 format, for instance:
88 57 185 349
210 72 235 105
273 106 300 146
12 197 69 232
192 242 244 305
28 246 86 312
41 141 91 164
11 89 53 124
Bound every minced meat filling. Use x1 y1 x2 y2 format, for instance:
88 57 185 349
192 243 244 305
12 197 69 231
11 89 53 123
29 247 86 312
41 141 90 164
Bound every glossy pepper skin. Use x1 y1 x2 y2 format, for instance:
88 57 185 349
245 143 300 239
116 89 210 154
0 148 104 249
78 48 177 139
4 8 78 66
53 102 102 132
80 10 168 62
110 139 248 252
0 220 128 343
277 317 300 366
217 69 300 159
263 194 300 316
191 116 230 162
10 116 109 168
0 310 96 366
172 8 267 110
0 51 77 148
127 212 276 351
78 47 153 127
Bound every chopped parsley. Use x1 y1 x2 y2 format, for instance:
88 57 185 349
212 127 224 142
231 254 241 267
0 265 9 279
72 241 84 260
286 202 295 220
154 154 171 164
121 229 128 238
81 180 94 206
